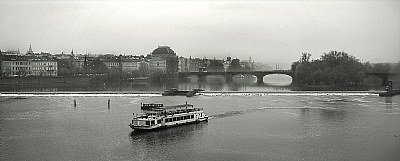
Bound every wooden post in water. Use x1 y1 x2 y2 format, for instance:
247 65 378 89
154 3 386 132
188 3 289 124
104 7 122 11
74 99 76 108
108 99 110 110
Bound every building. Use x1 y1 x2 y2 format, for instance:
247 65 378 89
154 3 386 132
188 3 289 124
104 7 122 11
148 57 167 72
188 57 208 72
103 59 120 71
1 59 28 76
0 54 57 77
54 49 74 60
240 56 255 71
223 56 232 71
26 44 34 55
178 56 189 72
151 46 179 73
28 58 58 76
121 59 148 73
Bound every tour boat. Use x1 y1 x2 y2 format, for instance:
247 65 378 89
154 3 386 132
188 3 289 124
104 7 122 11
129 103 208 131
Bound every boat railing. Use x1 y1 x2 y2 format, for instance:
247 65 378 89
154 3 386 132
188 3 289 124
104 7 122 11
133 107 204 119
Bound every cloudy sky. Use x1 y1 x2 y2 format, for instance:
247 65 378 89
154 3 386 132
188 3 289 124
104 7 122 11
0 0 399 68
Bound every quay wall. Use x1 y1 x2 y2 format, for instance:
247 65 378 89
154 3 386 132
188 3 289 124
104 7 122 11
0 76 92 85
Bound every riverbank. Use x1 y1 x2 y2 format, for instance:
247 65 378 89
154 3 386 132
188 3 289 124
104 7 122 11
0 76 93 85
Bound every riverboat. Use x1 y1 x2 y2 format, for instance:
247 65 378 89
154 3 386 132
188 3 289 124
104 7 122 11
162 88 204 97
129 103 208 131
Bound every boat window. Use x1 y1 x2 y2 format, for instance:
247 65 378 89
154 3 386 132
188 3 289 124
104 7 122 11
146 121 150 125
157 119 161 124
191 115 194 119
151 120 155 125
173 117 177 121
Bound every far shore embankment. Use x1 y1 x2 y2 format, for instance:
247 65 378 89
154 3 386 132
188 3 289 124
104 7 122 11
0 76 93 85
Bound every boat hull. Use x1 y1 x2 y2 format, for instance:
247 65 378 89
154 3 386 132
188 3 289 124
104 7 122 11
130 117 208 131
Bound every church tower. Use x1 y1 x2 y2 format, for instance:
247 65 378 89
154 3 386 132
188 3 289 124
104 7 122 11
26 44 34 55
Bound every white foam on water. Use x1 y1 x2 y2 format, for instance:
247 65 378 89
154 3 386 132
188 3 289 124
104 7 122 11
0 93 162 97
199 92 378 96
0 92 379 97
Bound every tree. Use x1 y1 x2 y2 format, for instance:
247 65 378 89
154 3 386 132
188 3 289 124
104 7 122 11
227 58 243 72
206 60 224 72
149 69 166 82
57 60 73 76
300 52 311 63
139 61 150 77
88 58 108 74
292 51 365 86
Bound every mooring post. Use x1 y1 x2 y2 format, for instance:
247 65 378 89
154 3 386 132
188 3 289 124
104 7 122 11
74 99 76 108
108 99 110 109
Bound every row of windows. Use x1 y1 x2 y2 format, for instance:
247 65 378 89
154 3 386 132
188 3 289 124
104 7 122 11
13 62 28 66
10 61 56 66
9 71 57 76
5 61 56 66
145 115 195 125
165 115 194 122
12 67 28 71
11 67 56 71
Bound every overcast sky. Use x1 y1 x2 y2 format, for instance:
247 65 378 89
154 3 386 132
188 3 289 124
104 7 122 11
0 0 399 68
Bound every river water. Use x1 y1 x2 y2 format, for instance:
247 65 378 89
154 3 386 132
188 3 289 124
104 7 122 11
1 92 399 161
1 76 399 160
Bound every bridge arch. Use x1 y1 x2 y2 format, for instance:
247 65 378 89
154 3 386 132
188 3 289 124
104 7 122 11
262 74 293 85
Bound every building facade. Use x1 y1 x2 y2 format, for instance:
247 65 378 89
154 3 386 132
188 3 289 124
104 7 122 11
148 57 167 72
151 46 179 73
28 59 58 76
1 55 57 77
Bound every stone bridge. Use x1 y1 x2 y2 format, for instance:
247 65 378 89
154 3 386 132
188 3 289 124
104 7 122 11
178 70 294 84
179 70 399 85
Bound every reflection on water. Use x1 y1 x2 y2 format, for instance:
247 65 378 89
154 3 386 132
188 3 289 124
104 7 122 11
129 122 208 160
130 121 208 142
0 76 295 92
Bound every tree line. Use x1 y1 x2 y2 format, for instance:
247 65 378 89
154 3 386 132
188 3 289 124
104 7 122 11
291 51 400 86
206 58 252 72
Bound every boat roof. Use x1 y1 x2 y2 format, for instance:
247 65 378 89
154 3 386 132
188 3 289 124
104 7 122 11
143 104 194 111
157 104 193 109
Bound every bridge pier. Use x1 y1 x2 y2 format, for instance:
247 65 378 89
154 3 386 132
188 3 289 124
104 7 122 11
197 74 206 82
178 74 188 81
256 74 264 84
225 74 233 83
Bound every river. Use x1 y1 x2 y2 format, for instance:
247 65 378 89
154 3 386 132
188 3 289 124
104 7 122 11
1 92 399 161
1 75 399 160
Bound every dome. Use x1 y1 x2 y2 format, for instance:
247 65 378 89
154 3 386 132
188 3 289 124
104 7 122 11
152 46 176 56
